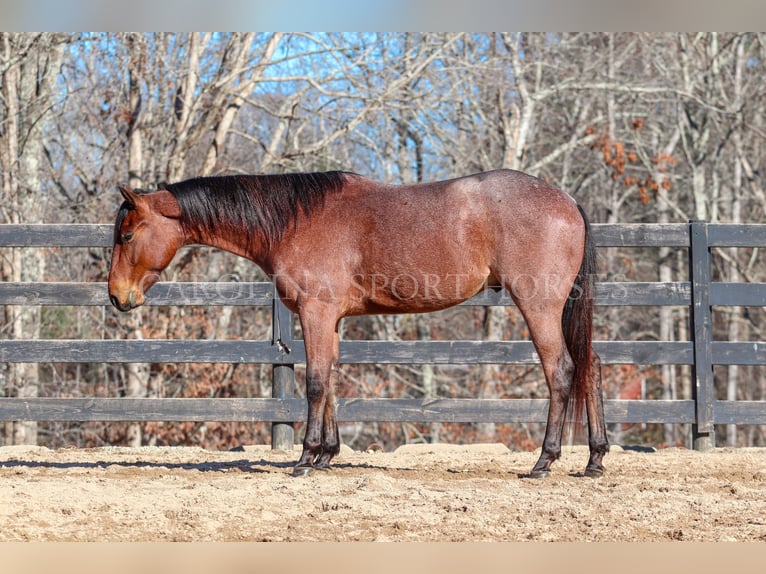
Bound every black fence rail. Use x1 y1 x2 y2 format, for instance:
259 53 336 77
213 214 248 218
1 222 765 450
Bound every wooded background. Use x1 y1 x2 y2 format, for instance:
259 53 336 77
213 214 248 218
1 32 765 450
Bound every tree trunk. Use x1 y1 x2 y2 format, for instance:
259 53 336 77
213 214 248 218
726 37 747 446
656 130 681 446
416 315 440 443
124 33 150 447
0 33 66 445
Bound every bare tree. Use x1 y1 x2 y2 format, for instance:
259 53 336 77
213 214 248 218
0 33 67 445
5 33 766 450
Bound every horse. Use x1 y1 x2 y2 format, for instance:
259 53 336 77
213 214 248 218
108 169 609 478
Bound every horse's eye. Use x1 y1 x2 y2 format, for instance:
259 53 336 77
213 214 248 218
121 232 134 244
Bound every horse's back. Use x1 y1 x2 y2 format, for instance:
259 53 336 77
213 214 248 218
338 168 584 265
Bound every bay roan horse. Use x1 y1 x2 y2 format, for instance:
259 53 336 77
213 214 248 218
108 169 609 478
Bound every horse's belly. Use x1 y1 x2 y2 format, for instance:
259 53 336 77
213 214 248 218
351 269 488 315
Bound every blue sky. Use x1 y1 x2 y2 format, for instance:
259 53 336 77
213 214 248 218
1 0 761 32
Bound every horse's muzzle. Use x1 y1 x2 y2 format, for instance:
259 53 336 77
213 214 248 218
109 293 136 312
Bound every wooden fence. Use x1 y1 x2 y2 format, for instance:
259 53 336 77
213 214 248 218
1 222 765 451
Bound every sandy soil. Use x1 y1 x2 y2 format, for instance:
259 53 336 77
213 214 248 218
1 443 765 542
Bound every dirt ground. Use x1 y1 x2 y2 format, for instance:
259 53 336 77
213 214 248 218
1 442 765 542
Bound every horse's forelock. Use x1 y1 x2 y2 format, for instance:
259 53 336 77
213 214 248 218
113 201 134 243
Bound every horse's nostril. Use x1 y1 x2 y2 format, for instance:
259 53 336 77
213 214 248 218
109 294 127 311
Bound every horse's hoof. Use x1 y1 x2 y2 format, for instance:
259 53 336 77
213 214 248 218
584 466 604 478
291 465 314 477
529 469 550 479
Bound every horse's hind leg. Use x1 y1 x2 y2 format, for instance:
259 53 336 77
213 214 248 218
521 308 575 478
584 351 609 477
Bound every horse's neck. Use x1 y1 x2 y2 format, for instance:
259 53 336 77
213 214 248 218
187 228 264 265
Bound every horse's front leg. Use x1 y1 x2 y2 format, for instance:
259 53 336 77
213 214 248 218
314 330 341 470
292 305 339 477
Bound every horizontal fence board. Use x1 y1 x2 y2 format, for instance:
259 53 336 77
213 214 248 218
591 223 689 247
0 282 276 307
1 223 694 249
595 341 693 365
604 399 696 424
594 282 690 306
712 342 766 365
340 340 539 364
714 401 766 424
0 281 693 307
341 340 694 365
0 398 305 422
462 282 691 307
0 339 693 365
338 398 550 422
0 224 759 253
0 224 113 247
0 397 697 424
0 282 108 306
0 339 296 364
710 283 766 307
708 224 766 247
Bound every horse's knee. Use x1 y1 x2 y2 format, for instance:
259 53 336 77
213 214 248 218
306 374 326 402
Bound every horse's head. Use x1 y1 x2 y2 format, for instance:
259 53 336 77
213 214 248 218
108 185 184 312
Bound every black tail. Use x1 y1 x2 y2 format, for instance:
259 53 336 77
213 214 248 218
562 204 597 426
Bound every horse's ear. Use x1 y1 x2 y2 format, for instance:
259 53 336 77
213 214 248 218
118 185 140 206
150 189 182 219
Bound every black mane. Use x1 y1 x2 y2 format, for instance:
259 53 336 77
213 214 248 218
164 171 350 249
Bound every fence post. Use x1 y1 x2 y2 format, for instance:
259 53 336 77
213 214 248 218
689 221 715 451
271 296 295 450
